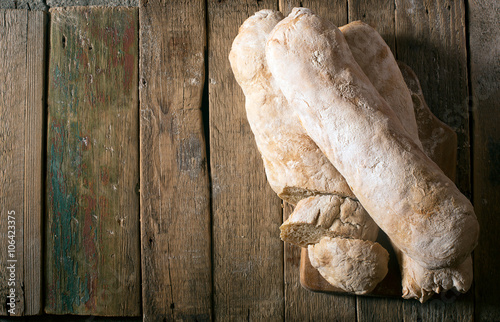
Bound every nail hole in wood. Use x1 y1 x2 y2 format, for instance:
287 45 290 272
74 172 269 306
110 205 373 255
62 35 67 48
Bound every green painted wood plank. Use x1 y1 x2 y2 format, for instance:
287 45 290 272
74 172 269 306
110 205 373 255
45 7 140 315
0 9 45 316
139 0 212 321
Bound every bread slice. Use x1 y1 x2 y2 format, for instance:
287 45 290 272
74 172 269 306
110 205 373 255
280 194 378 247
308 237 389 295
266 8 479 270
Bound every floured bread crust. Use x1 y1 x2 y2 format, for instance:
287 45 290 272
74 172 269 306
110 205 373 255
229 9 385 293
228 9 354 205
266 8 479 269
339 22 423 150
308 237 389 294
338 23 470 301
280 195 379 247
393 244 472 302
396 62 470 302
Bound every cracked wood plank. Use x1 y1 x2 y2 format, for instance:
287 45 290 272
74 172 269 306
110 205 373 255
0 9 45 316
469 0 500 320
45 7 140 315
139 0 212 321
208 0 284 320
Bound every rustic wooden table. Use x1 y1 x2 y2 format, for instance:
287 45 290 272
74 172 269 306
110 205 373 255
0 0 498 321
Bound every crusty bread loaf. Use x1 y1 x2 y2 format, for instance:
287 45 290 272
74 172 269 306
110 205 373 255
229 9 378 234
308 237 389 294
266 8 479 269
229 9 354 206
393 244 472 302
396 61 471 301
229 9 385 294
336 21 471 301
280 194 378 247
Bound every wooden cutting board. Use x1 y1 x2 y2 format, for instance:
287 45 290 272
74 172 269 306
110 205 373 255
299 62 459 298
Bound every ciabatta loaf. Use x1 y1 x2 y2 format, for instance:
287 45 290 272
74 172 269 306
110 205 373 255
397 61 471 302
229 9 385 294
229 10 377 239
266 8 479 269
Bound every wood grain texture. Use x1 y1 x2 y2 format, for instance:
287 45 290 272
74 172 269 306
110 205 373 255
139 0 212 321
0 9 27 317
208 1 284 320
0 9 45 316
45 7 140 315
279 0 348 25
23 10 46 316
469 0 500 320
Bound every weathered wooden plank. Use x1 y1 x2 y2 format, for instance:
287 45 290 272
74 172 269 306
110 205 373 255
0 9 45 316
469 0 500 320
208 1 284 320
23 10 46 316
139 0 212 321
393 0 473 320
278 2 357 321
0 9 27 317
46 7 140 315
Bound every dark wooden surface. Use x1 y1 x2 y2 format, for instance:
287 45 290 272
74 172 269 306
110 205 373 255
139 0 212 321
469 1 500 321
0 0 498 320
